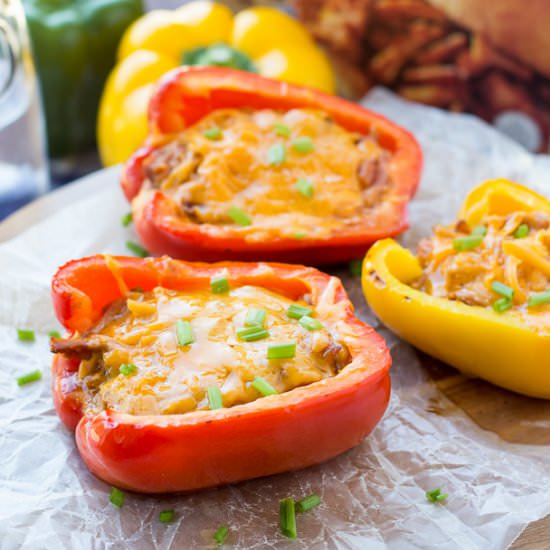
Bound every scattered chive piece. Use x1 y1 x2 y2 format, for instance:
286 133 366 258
245 307 267 327
119 363 137 376
203 127 222 140
252 376 278 396
274 123 290 137
211 275 230 294
491 281 514 299
207 386 224 410
121 212 133 227
349 258 363 277
227 206 252 226
279 498 297 539
48 330 61 339
236 326 270 341
268 142 286 165
528 289 550 307
471 225 487 236
453 235 483 251
493 297 513 313
109 487 125 508
126 241 149 258
287 304 313 320
299 316 323 331
292 136 314 154
159 510 175 523
425 488 448 503
131 286 144 293
16 370 42 386
176 320 194 346
17 328 35 342
267 342 296 360
293 232 307 240
296 494 321 513
295 178 314 198
213 525 229 544
514 223 529 239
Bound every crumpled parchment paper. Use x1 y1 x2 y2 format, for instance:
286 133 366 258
2 89 550 550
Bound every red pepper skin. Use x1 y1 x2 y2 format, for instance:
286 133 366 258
121 67 422 264
51 255 391 493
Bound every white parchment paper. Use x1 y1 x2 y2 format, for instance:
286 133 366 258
2 89 550 550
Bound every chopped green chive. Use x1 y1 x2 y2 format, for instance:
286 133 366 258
299 316 323 331
213 525 229 544
121 212 133 227
48 330 61 339
453 235 483 251
252 376 278 396
16 370 42 386
211 275 230 294
267 342 296 360
159 510 175 523
119 363 137 376
274 123 290 137
236 326 270 341
203 127 222 140
471 225 487 236
131 286 144 293
514 223 529 239
287 304 313 319
126 241 149 258
110 487 125 508
228 205 252 226
207 386 224 410
17 328 35 342
293 231 307 240
528 289 550 307
245 307 267 327
268 142 286 165
425 488 448 503
295 178 314 198
292 136 314 154
349 258 363 277
176 320 193 346
296 494 321 513
279 498 297 539
491 281 514 299
493 297 513 313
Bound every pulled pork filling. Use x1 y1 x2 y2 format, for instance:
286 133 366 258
412 210 550 311
52 285 350 415
140 108 394 240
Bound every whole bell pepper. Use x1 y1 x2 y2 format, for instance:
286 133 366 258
23 0 144 157
97 1 336 166
362 179 550 398
51 255 391 493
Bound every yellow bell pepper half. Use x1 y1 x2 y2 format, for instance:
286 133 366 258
98 1 335 166
362 179 550 398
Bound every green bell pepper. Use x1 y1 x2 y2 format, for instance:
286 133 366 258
23 0 144 157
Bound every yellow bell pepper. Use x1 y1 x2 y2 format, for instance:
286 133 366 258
98 1 335 166
361 179 550 398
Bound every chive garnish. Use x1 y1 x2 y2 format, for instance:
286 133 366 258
299 316 323 331
159 510 175 523
203 127 222 140
176 320 193 346
293 232 307 240
213 525 229 544
268 142 286 165
425 488 448 503
16 369 42 386
491 281 514 299
296 494 321 513
119 363 137 376
287 304 313 319
274 123 290 137
292 136 314 153
109 487 125 508
453 235 483 251
228 205 252 226
471 225 487 236
267 342 296 360
17 328 35 342
211 275 230 294
295 178 314 198
252 376 278 396
349 258 363 277
207 386 224 410
236 326 270 341
493 297 513 313
279 498 297 539
48 330 61 339
245 307 266 327
121 212 132 227
528 289 550 307
126 241 149 258
514 223 529 238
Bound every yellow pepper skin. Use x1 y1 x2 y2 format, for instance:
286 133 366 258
362 179 550 398
98 1 335 166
